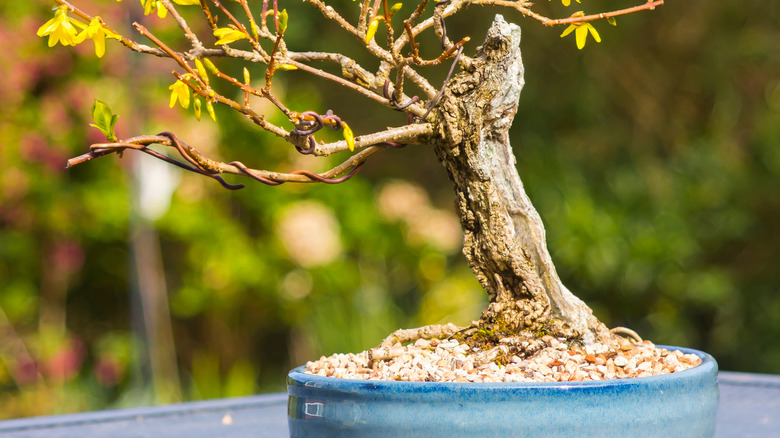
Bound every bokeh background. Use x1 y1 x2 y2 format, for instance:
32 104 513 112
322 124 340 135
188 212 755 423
1 0 778 418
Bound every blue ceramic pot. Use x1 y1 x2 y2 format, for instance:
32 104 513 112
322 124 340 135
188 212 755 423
287 346 718 437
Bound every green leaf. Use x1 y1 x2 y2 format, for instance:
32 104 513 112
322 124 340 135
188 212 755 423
279 9 288 34
607 17 617 26
89 99 118 142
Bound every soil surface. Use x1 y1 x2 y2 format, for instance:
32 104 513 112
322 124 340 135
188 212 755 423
305 336 702 382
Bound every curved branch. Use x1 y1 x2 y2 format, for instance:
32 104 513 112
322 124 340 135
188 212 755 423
66 129 429 188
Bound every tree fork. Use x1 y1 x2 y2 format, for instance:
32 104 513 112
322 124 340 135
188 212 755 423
431 15 611 346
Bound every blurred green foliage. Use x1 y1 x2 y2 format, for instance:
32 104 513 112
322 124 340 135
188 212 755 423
1 0 778 419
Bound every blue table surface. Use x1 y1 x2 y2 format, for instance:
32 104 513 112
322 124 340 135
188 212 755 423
0 371 778 437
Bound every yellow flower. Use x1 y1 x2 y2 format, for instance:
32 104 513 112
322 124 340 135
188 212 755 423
172 0 201 5
560 22 601 50
342 122 355 152
169 80 191 109
37 6 85 48
365 18 381 43
552 0 581 6
77 18 118 58
213 27 248 45
140 0 168 18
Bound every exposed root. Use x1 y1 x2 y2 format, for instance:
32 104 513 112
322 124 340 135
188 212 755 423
377 323 462 347
368 323 462 364
610 326 643 344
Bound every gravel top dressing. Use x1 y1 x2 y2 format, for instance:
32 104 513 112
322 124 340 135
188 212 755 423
305 336 702 383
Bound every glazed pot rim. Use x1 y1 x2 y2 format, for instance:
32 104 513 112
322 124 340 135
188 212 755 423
288 345 717 389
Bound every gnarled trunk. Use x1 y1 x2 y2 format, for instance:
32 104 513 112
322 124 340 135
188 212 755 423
432 16 610 345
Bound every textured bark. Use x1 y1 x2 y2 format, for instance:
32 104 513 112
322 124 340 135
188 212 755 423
432 16 610 344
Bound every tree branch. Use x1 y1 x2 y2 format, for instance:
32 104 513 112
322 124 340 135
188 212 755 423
313 123 434 156
67 124 433 188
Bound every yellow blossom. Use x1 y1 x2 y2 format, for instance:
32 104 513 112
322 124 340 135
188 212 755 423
140 0 198 17
342 122 355 152
169 79 191 109
388 3 403 19
195 59 209 84
141 0 167 18
37 6 85 48
213 27 248 45
77 17 119 58
560 22 601 50
365 18 381 43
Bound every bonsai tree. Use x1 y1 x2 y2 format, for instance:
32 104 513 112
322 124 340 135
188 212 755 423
39 0 666 367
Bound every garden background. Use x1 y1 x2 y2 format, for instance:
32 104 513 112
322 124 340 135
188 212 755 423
1 0 778 418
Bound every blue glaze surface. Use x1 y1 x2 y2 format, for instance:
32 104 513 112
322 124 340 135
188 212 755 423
287 346 718 437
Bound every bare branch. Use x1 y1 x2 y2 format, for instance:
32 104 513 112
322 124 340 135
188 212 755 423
544 0 664 26
56 0 663 190
282 59 426 117
313 123 435 156
67 131 429 187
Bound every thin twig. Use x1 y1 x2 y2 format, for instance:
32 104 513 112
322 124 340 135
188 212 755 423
420 46 463 122
158 0 203 50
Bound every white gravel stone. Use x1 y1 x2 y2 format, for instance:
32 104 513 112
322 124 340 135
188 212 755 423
304 338 702 383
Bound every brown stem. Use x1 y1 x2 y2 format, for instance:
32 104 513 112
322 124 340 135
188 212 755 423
545 1 664 26
68 125 431 186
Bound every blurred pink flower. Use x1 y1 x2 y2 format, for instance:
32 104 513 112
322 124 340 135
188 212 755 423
20 134 68 173
44 338 85 383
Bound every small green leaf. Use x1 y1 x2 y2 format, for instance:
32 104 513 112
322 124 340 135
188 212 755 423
90 99 118 142
607 17 617 26
279 9 288 34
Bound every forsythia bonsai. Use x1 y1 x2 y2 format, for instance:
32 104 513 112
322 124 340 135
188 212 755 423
39 0 664 373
